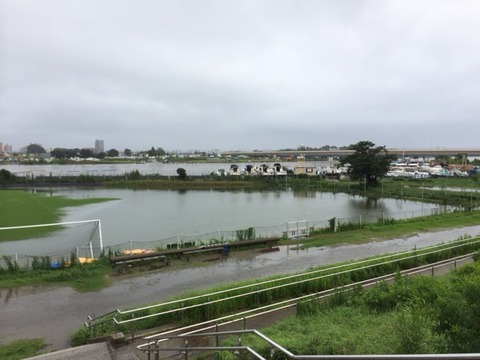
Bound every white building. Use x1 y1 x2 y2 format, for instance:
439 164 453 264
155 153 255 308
95 139 104 154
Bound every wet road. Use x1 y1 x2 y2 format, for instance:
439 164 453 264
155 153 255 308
2 225 480 351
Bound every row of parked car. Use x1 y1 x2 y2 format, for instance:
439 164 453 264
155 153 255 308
386 164 478 179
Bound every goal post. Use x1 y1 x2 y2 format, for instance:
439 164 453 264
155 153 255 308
0 219 103 268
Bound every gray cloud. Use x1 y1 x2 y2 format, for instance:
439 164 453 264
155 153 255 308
1 0 479 152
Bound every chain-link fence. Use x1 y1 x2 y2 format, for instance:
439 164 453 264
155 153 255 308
1 205 451 268
104 205 450 255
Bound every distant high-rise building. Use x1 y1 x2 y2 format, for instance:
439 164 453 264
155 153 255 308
95 139 104 154
0 142 3 155
4 144 13 153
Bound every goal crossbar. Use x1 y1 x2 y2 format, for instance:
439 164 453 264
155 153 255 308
0 219 103 267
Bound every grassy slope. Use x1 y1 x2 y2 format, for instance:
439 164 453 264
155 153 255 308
302 210 480 248
0 339 47 360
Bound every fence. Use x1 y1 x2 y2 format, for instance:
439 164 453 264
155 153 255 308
104 205 449 256
0 206 450 268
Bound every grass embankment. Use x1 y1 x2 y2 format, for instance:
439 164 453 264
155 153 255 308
73 234 478 347
230 259 480 356
0 257 113 291
303 209 480 248
103 178 263 190
0 339 47 360
0 189 116 241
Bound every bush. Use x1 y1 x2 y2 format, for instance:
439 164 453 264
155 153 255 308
235 227 255 241
70 327 91 347
393 302 437 354
2 256 19 274
433 263 480 352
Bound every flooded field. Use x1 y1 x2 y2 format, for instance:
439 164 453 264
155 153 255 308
1 187 439 262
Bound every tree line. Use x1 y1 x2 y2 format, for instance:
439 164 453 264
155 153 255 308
22 144 166 159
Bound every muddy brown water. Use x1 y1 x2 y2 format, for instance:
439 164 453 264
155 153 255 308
2 225 480 351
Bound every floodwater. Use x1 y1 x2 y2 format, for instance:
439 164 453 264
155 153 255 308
1 160 323 177
2 225 480 351
1 187 439 260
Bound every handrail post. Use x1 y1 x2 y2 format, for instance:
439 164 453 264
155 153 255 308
235 334 242 359
182 301 185 324
184 339 189 360
131 314 135 342
154 342 159 360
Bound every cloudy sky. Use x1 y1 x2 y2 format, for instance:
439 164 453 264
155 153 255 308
1 0 479 153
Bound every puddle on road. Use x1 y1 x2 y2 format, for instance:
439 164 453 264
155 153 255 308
2 225 480 350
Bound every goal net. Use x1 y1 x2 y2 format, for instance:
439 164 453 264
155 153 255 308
0 219 103 268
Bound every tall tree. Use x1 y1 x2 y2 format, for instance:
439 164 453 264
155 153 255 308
176 167 187 180
106 148 119 157
341 140 396 187
0 169 15 183
80 148 93 158
26 143 46 155
148 146 156 157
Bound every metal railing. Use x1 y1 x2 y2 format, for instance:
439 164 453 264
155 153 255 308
85 236 480 340
138 255 478 359
142 329 480 360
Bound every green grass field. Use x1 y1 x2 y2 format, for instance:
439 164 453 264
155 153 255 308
0 189 116 241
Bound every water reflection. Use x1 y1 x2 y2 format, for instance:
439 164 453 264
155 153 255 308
293 190 316 198
55 188 432 244
1 187 442 259
0 288 18 304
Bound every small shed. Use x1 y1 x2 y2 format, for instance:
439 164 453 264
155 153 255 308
294 166 317 176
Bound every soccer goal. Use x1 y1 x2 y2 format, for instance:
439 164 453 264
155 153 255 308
0 219 103 268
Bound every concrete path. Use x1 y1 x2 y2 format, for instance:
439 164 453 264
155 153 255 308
24 342 142 360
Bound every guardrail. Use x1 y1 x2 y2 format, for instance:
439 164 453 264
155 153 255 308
142 329 480 360
139 255 477 360
85 236 480 341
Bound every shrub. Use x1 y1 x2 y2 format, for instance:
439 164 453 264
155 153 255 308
2 256 19 274
393 302 436 354
70 327 91 347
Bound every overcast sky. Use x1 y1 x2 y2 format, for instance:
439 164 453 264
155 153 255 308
1 1 479 153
